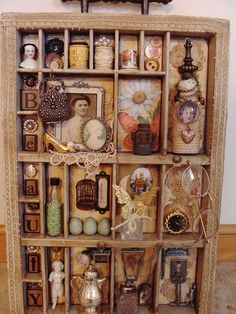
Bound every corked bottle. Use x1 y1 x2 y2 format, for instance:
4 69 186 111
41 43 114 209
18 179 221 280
47 177 61 237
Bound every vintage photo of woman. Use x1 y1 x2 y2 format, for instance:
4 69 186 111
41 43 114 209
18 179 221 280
177 100 199 125
61 94 92 144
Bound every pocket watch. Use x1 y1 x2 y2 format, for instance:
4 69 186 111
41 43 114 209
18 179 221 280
164 210 189 234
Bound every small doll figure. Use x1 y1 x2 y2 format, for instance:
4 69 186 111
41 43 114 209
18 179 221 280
20 43 39 69
49 260 65 310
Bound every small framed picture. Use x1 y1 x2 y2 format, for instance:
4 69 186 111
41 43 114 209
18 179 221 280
176 100 200 125
59 82 104 147
81 118 111 151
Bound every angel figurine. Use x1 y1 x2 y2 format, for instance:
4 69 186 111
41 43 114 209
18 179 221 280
49 260 65 310
112 184 155 239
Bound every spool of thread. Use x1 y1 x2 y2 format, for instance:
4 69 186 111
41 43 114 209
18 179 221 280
69 42 89 69
95 46 114 70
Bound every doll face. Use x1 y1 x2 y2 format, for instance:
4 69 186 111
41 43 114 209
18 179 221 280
53 261 63 271
24 45 36 60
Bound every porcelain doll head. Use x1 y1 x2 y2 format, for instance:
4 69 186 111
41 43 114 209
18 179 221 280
52 260 64 271
20 43 39 68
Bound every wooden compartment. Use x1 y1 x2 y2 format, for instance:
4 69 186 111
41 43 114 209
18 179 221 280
1 13 229 314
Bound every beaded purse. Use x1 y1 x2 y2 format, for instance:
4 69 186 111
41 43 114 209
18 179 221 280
39 76 69 123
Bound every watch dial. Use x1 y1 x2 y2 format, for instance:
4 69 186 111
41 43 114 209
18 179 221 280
167 214 187 233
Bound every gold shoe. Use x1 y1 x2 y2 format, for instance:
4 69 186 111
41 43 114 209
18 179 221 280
44 132 76 153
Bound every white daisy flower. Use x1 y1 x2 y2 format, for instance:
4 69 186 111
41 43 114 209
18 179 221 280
119 79 161 119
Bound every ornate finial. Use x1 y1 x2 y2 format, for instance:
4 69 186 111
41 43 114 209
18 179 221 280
178 39 198 80
61 0 173 14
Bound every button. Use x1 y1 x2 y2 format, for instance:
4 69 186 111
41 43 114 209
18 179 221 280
144 58 160 71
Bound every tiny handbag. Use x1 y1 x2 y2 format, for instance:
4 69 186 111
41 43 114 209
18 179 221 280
38 76 69 123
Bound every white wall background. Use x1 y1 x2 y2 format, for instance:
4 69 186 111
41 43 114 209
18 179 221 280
0 0 235 224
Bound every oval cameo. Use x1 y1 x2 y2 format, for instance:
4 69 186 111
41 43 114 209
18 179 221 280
82 118 107 151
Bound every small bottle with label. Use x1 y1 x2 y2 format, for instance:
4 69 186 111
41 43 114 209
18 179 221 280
47 177 61 237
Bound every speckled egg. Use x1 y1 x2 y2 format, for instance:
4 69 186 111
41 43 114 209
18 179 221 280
98 218 111 236
83 217 97 235
69 217 83 235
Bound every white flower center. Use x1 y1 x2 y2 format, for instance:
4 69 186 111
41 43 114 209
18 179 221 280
132 91 146 104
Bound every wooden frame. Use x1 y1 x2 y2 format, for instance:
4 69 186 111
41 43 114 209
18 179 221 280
0 13 229 314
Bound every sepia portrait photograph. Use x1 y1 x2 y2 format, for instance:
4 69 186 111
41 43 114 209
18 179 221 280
60 83 104 148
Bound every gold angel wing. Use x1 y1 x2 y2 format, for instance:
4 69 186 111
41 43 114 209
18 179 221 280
134 201 148 216
113 184 134 219
133 187 159 205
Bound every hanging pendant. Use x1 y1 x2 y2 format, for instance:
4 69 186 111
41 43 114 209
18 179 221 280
181 127 195 144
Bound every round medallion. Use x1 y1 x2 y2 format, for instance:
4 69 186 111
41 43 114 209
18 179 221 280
130 167 152 195
23 119 38 133
164 210 189 234
82 118 108 151
24 164 38 178
176 100 200 125
23 74 38 89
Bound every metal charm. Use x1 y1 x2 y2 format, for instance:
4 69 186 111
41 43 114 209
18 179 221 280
24 164 38 178
22 74 38 89
170 259 188 306
181 127 196 144
23 118 38 133
71 264 106 314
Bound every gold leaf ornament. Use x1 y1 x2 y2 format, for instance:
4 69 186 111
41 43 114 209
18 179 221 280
133 187 159 205
113 184 147 219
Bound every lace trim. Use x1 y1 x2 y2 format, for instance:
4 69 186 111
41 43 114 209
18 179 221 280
49 142 117 175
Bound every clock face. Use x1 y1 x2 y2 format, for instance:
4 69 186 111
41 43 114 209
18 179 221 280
165 211 188 234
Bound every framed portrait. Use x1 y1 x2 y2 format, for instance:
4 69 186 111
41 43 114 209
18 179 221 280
56 82 104 148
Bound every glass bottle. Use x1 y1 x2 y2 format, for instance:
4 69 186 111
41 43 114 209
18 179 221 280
47 177 61 237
